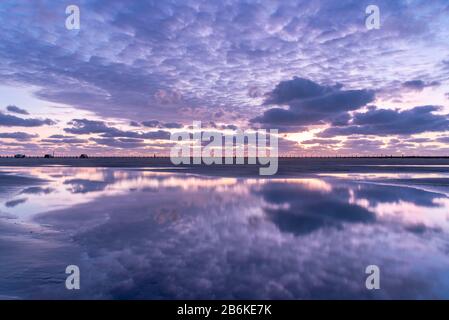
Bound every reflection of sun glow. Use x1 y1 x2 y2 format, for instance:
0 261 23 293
242 177 332 192
2 167 449 236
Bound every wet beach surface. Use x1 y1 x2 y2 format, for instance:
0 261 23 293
0 161 449 299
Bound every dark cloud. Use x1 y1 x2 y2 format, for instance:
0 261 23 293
319 106 449 137
65 119 117 135
252 77 375 127
221 124 238 130
140 130 171 140
141 120 161 128
64 119 171 140
0 112 55 127
402 80 440 91
264 77 341 105
142 120 183 129
6 105 29 115
5 198 27 208
163 122 183 129
0 132 38 141
20 187 54 195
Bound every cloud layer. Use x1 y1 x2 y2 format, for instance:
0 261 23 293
0 0 449 154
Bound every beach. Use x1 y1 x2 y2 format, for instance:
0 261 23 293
1 159 449 299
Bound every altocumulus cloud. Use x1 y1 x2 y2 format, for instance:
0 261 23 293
0 132 38 141
251 77 375 128
1 0 448 128
402 80 440 91
6 105 29 115
0 112 55 127
1 0 449 153
319 106 449 137
41 135 88 144
90 137 146 149
65 119 171 140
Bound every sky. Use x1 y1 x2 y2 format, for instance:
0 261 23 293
0 0 449 156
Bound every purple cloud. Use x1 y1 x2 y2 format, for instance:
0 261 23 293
0 112 55 127
319 106 449 137
6 105 29 115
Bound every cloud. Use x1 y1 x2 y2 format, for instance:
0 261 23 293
402 80 440 91
1 0 449 153
221 124 238 130
6 170 446 299
319 105 449 137
6 105 29 115
437 136 449 144
142 120 183 129
65 119 118 135
341 138 385 150
0 132 38 141
264 77 341 105
258 182 375 236
251 77 375 128
0 112 55 127
301 138 340 145
163 122 183 129
90 137 146 149
247 86 263 98
5 198 27 208
140 130 171 140
65 119 172 142
41 137 88 144
20 187 54 195
1 0 447 129
142 120 161 128
64 178 109 194
153 89 182 105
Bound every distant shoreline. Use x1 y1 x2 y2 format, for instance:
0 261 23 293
1 155 449 159
1 157 449 177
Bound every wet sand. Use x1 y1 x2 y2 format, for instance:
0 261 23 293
1 165 449 299
1 157 449 176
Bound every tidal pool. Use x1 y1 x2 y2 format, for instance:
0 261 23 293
1 167 449 299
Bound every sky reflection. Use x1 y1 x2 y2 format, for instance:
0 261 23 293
1 167 449 299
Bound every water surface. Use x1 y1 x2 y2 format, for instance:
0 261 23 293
1 167 449 299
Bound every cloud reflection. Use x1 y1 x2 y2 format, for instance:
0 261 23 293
1 167 449 299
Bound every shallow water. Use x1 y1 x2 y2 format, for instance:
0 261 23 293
1 167 449 299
